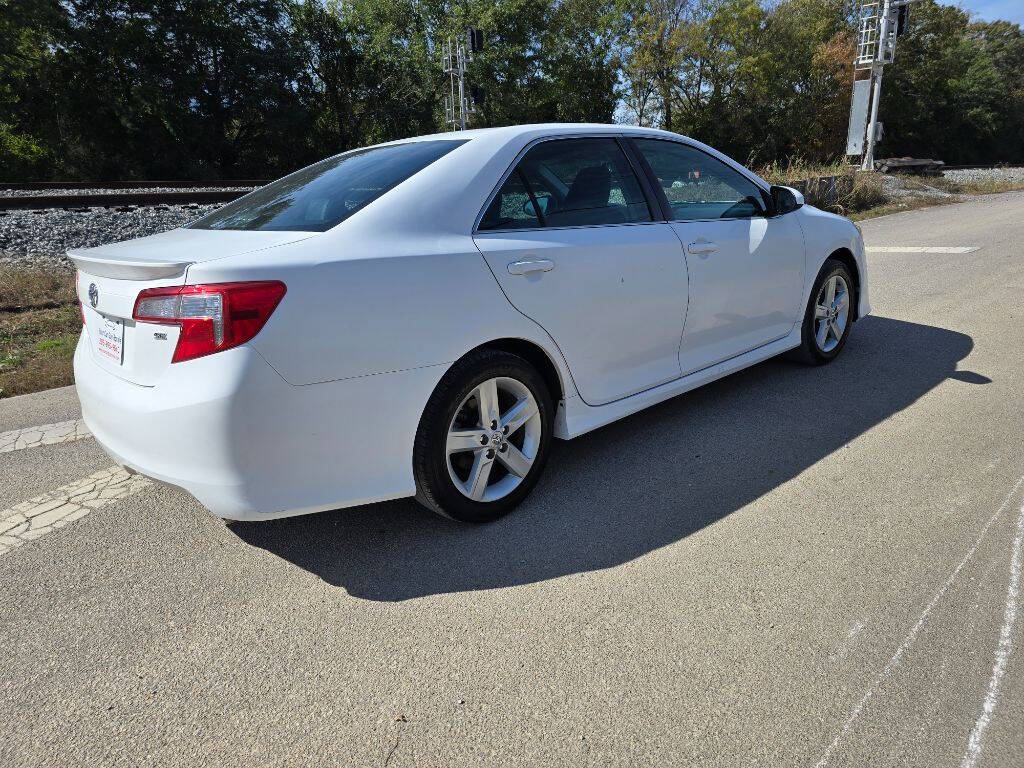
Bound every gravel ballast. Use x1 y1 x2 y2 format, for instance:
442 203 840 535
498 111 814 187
943 166 1024 184
0 186 255 198
0 204 223 271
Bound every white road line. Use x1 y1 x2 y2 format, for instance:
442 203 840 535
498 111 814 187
830 620 867 662
0 467 150 556
865 246 979 254
0 419 91 454
814 473 1024 768
961 496 1024 768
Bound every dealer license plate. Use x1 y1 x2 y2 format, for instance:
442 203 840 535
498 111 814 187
96 315 124 365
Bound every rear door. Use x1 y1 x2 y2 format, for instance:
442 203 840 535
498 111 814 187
630 138 805 374
473 136 689 406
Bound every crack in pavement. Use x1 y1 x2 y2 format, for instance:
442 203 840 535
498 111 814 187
0 419 91 453
0 466 150 556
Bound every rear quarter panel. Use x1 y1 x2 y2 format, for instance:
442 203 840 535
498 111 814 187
187 233 578 397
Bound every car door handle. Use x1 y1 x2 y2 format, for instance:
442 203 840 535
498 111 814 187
687 240 719 255
507 259 555 275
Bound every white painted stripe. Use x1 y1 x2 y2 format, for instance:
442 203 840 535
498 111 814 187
0 419 91 454
0 466 150 556
814 473 1024 768
960 496 1024 768
865 246 979 254
830 619 867 662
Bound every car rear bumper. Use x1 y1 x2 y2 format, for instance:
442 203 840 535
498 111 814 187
74 331 443 520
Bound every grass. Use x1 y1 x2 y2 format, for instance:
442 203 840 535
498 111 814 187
758 159 884 216
848 171 887 211
760 159 1024 221
756 158 854 187
0 267 80 398
0 267 77 310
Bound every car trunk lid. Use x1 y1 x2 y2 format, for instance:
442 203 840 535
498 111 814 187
72 228 311 385
68 228 310 279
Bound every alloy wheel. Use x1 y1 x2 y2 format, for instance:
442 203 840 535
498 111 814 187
814 274 850 353
446 376 542 502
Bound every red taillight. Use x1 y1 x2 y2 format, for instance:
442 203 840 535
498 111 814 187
133 281 286 363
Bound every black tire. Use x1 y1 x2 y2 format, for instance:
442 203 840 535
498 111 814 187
788 258 855 365
413 349 554 523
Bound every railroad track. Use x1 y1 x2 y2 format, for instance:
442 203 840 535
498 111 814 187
0 190 252 212
0 179 266 212
0 179 266 191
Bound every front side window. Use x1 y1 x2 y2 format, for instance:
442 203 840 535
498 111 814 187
190 140 467 232
633 139 768 221
479 137 652 230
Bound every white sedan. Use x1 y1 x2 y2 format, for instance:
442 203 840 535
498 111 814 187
72 124 869 522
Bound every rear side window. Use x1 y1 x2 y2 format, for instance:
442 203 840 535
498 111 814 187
478 170 543 230
479 138 651 230
632 138 768 221
190 140 467 232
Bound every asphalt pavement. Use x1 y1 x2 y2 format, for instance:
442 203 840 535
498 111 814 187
2 191 1024 767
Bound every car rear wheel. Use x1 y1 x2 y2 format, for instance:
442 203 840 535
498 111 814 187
414 349 554 522
789 258 855 365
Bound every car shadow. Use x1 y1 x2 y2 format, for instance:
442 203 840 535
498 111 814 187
230 316 982 601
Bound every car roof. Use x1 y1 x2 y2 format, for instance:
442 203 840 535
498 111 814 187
399 122 690 143
320 123 770 243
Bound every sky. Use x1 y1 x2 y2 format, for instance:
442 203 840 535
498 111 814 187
953 0 1024 25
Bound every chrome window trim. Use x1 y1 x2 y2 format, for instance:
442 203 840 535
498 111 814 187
473 131 775 235
473 219 669 236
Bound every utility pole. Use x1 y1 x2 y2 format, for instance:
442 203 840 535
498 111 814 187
861 0 890 171
443 28 485 131
846 0 914 170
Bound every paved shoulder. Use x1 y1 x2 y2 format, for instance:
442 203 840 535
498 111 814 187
0 385 82 433
859 190 1024 245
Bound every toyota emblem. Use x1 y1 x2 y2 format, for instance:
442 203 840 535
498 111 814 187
88 283 99 308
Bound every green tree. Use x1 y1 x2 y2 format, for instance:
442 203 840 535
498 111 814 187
665 0 852 165
880 0 1002 163
538 0 621 123
2 0 1023 181
617 0 691 128
56 0 308 178
974 20 1024 162
0 0 66 179
293 0 436 156
423 0 620 127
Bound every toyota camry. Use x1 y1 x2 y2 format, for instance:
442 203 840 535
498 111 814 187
72 124 869 523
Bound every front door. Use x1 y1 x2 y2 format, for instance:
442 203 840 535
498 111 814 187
630 138 805 374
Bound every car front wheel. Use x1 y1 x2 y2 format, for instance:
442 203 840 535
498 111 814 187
414 349 554 522
790 258 855 365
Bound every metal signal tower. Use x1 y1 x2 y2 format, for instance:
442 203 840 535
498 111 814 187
847 0 914 170
443 28 485 131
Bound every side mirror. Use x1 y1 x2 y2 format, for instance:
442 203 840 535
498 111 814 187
770 185 804 215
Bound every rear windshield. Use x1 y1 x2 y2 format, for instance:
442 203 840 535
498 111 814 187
189 139 467 232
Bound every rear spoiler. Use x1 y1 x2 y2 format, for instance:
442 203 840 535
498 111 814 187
67 250 191 280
